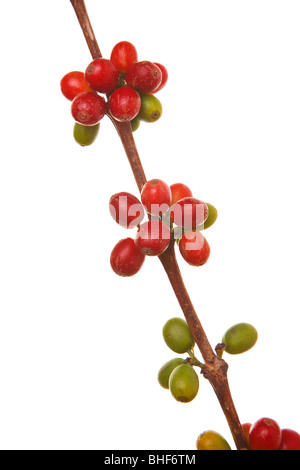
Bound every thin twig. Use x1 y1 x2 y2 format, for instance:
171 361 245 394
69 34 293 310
68 0 250 450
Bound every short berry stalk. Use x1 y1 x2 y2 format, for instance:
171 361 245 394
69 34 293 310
69 0 249 450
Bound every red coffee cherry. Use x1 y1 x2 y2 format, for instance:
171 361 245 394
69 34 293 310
110 238 145 277
135 220 171 256
152 63 168 93
85 58 119 93
242 423 252 448
109 86 141 122
171 197 208 228
125 61 162 94
60 71 93 101
141 179 172 217
71 92 107 126
110 41 138 74
170 183 193 205
249 417 282 450
179 230 210 266
279 429 300 450
109 192 144 228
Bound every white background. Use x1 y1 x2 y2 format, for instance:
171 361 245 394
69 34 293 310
0 0 300 450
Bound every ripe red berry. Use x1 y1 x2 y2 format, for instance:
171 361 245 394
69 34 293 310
152 63 168 93
85 58 119 93
109 192 144 228
242 423 252 448
249 417 282 450
125 61 162 94
170 183 193 205
110 238 145 277
141 179 172 217
135 220 171 256
109 86 141 122
171 197 208 228
110 41 138 74
71 91 107 126
179 230 210 266
279 429 300 450
60 71 93 101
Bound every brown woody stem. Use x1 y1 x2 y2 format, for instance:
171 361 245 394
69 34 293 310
69 0 250 450
159 238 248 450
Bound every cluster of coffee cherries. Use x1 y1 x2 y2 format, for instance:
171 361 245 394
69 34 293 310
158 319 258 405
196 421 300 450
60 41 167 146
158 317 200 403
241 418 300 451
157 318 300 450
220 327 299 450
108 179 218 277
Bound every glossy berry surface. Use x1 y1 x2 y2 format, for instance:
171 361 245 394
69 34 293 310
126 61 162 93
179 230 210 266
170 183 193 205
158 358 185 389
141 179 171 216
71 91 106 126
110 238 145 277
196 431 231 450
249 417 282 450
110 41 138 74
109 191 144 228
85 58 119 93
171 197 208 228
60 71 93 101
222 323 258 355
169 364 199 403
279 429 300 450
73 122 100 146
109 86 141 122
138 93 162 123
152 63 168 93
135 220 171 256
162 317 195 354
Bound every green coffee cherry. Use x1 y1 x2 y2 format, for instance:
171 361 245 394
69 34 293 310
162 317 195 354
202 203 218 229
169 364 199 403
158 358 185 389
73 122 100 146
130 117 140 132
196 430 231 450
138 93 162 123
222 323 258 355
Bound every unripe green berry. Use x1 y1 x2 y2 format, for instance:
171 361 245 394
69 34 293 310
138 93 162 123
162 317 195 353
73 122 100 146
202 203 218 229
130 117 140 132
222 322 258 355
158 358 185 389
196 430 231 450
169 364 199 403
